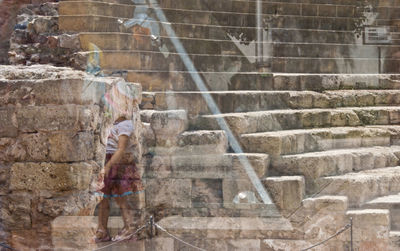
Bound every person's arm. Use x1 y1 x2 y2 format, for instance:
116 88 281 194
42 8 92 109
104 135 129 177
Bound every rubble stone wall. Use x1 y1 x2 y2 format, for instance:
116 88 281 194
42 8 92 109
0 65 142 250
0 0 58 65
7 1 84 68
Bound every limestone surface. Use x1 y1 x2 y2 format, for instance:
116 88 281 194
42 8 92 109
0 65 142 250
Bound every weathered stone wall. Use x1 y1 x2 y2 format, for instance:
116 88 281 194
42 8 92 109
7 1 84 68
0 0 58 65
0 65 142 250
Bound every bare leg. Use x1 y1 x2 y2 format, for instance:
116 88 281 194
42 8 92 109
97 197 110 231
115 196 133 229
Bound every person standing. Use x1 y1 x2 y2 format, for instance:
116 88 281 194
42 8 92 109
94 116 144 242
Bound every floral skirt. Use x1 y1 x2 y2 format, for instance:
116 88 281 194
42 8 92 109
99 154 144 198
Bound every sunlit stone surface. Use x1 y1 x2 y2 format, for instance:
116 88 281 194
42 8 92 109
2 0 400 250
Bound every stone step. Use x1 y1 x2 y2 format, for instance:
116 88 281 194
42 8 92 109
144 153 269 179
77 50 256 73
62 0 135 5
66 20 400 47
60 18 400 57
143 90 400 117
59 0 398 17
273 43 400 59
177 130 228 153
78 32 245 55
363 193 400 231
267 73 400 92
60 16 254 40
59 12 377 32
271 57 398 73
61 0 400 7
317 166 400 207
156 215 300 239
61 3 398 30
194 107 400 135
127 71 400 92
240 126 397 156
149 130 228 156
272 146 400 194
271 28 400 45
77 50 400 73
58 3 368 27
59 1 135 18
77 32 400 59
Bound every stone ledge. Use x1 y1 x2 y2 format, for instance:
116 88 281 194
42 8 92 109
0 65 142 106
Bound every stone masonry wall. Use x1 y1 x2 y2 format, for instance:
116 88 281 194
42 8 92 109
0 65 142 250
0 0 58 65
7 1 84 68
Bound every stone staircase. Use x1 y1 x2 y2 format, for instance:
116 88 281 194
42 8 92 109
56 0 400 249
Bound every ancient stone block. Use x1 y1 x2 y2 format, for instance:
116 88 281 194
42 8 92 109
300 196 349 243
150 110 188 147
240 135 282 156
38 191 98 218
300 111 331 128
303 196 348 212
1 131 96 163
93 135 106 166
337 6 355 17
223 179 263 209
143 154 171 178
263 176 305 214
0 108 18 137
0 137 25 162
346 209 391 250
231 153 269 178
29 16 58 34
288 92 313 109
58 34 80 50
0 192 32 230
0 164 10 195
10 162 94 192
0 79 104 106
20 133 48 161
176 130 228 155
51 216 98 249
145 178 191 208
48 131 95 162
141 122 156 154
331 110 360 127
312 94 331 108
318 5 336 17
15 104 99 132
389 109 400 124
192 179 223 208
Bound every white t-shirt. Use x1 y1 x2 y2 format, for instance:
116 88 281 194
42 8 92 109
106 120 134 154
